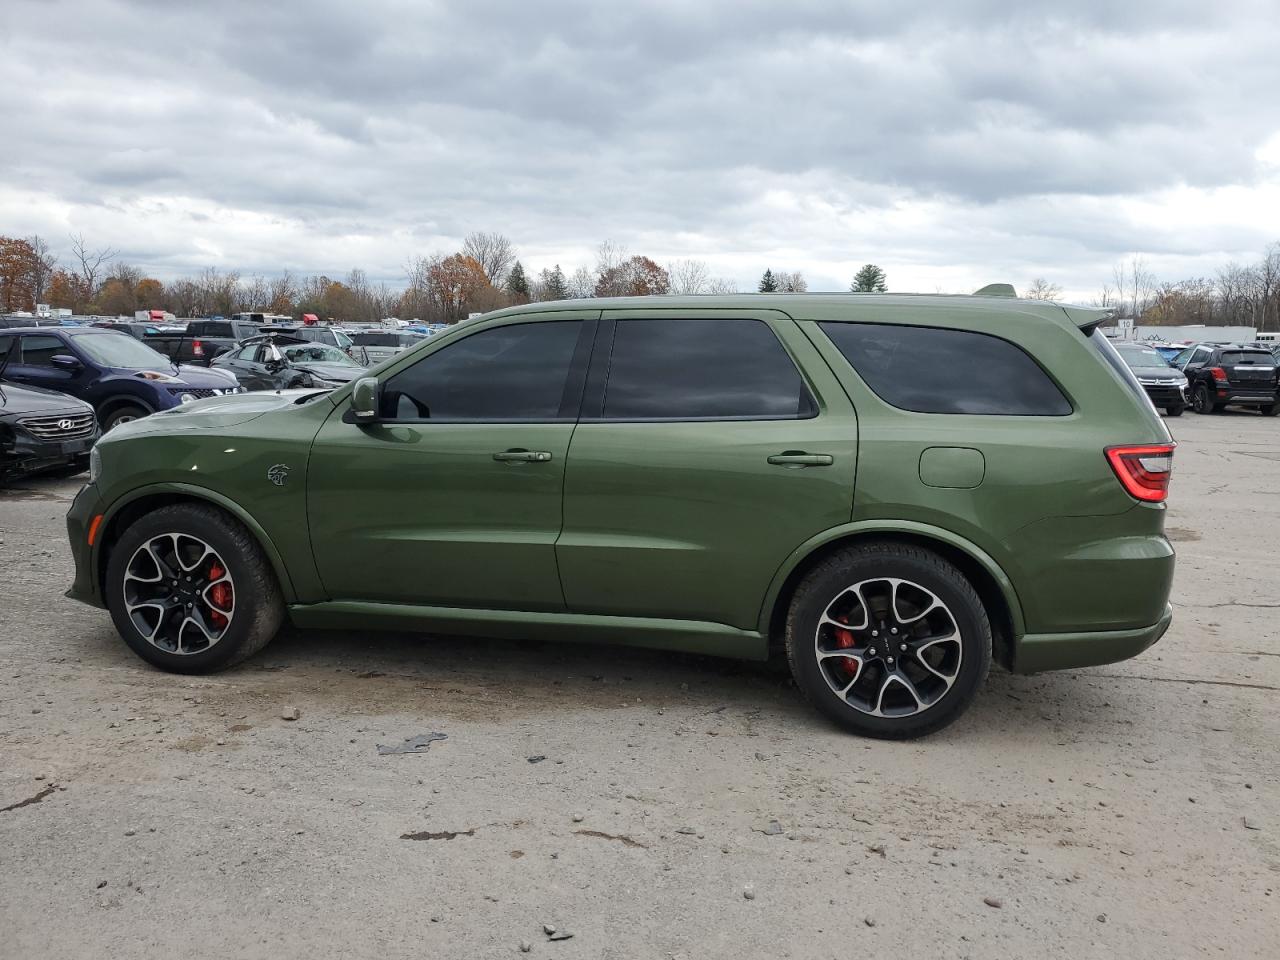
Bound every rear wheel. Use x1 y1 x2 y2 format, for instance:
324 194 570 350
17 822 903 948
784 542 991 739
1191 385 1215 414
105 503 284 673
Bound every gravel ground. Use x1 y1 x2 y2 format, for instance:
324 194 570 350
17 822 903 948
1 411 1276 959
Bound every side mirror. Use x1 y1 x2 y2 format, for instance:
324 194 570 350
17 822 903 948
50 354 82 370
350 376 380 421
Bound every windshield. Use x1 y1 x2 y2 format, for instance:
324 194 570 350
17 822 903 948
1116 345 1170 367
73 332 172 369
281 343 358 365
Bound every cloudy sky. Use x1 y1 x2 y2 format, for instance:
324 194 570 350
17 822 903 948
3 0 1280 299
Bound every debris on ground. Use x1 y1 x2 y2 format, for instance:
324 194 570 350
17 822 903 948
527 755 546 763
0 783 57 813
755 820 783 836
743 884 756 900
575 829 648 849
548 931 573 942
377 732 448 755
1243 817 1262 831
867 843 886 857
400 828 476 840
280 706 301 721
984 897 1003 908
519 941 532 953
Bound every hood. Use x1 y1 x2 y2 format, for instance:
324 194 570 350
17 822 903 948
111 388 318 436
293 362 363 382
0 379 96 416
1127 363 1182 378
115 364 240 388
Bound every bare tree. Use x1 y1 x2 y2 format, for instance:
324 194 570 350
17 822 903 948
705 277 738 294
568 265 595 299
1254 242 1280 332
1025 277 1063 301
1112 257 1155 320
1092 283 1116 309
25 235 57 304
69 233 118 299
775 270 808 293
462 232 516 286
667 259 710 295
594 239 627 285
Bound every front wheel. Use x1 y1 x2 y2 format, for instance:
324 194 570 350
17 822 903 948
105 503 284 673
1261 403 1279 417
1165 403 1184 417
784 542 991 739
101 403 149 432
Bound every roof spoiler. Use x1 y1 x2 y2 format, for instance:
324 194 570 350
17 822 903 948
973 283 1017 298
1060 305 1114 335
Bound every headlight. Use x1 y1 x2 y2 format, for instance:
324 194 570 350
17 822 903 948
89 445 101 483
179 393 197 404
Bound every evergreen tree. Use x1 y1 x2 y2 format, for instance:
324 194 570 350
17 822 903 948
540 264 569 301
851 264 887 293
505 260 529 299
758 268 778 293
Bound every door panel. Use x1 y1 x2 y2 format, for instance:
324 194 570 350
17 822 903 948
307 420 575 609
557 312 858 630
307 312 598 611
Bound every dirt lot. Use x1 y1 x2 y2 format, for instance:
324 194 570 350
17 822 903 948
1 411 1276 959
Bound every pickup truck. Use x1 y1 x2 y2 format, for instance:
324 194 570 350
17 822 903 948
143 319 262 365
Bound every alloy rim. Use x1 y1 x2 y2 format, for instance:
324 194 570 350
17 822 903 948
122 533 235 654
813 577 962 717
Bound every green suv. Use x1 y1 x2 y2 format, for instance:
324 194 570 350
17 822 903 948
65 293 1175 738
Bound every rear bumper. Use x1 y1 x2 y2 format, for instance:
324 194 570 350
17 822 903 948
1012 603 1172 673
1216 389 1277 406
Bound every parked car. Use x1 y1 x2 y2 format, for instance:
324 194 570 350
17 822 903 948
211 336 366 391
144 318 263 366
348 330 425 365
0 327 244 431
0 368 100 480
65 292 1176 739
90 321 165 340
1172 342 1279 415
258 324 354 351
1112 342 1187 416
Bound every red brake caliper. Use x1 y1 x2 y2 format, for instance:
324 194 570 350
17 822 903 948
207 563 231 628
833 615 858 677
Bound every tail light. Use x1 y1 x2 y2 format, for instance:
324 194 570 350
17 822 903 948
1105 443 1175 503
193 339 204 357
1208 366 1228 383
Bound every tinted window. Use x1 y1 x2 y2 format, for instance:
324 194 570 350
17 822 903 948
0 335 13 367
821 322 1071 416
353 332 396 346
1221 350 1273 365
71 332 169 369
380 320 584 421
602 319 814 420
20 335 65 367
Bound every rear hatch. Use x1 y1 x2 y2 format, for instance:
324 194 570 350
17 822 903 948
1219 349 1277 390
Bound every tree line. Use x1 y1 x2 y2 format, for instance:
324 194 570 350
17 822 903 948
4 230 1279 329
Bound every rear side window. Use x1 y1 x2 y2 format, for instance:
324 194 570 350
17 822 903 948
354 333 396 346
19 334 66 367
603 318 815 420
820 322 1071 416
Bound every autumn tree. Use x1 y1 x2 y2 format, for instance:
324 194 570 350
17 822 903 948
851 264 887 293
0 237 39 312
429 254 492 320
44 269 80 310
758 269 778 293
1025 277 1063 301
594 256 669 297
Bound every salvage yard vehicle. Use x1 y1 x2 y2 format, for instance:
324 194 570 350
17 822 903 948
1173 342 1279 415
0 377 99 480
65 292 1176 739
347 330 425 365
1113 342 1187 416
0 327 244 432
212 336 366 391
144 318 263 366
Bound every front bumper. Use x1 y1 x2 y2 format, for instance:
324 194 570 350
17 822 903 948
1 429 96 477
1140 385 1184 406
1012 603 1172 673
65 480 106 608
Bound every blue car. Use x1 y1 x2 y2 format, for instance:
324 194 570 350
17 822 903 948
0 326 245 431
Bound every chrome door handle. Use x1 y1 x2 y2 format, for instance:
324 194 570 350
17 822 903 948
767 453 834 467
493 449 553 463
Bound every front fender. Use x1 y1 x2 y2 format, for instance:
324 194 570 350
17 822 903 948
756 520 1026 638
94 481 299 604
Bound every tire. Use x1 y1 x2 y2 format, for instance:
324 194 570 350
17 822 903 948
101 403 149 432
1261 404 1279 417
105 503 284 673
1191 385 1214 415
784 542 991 740
1164 403 1184 417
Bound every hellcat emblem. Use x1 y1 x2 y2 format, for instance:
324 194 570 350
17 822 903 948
267 464 290 487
